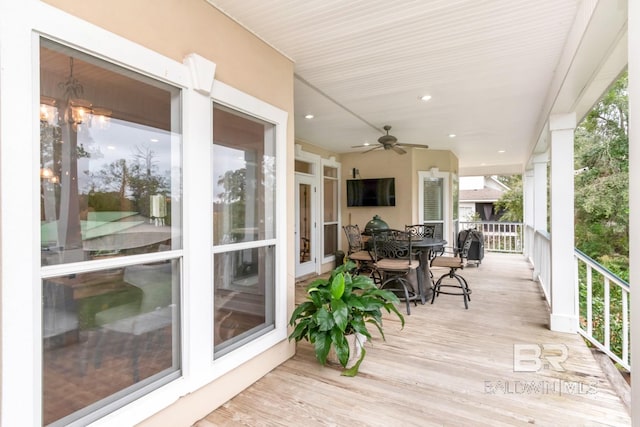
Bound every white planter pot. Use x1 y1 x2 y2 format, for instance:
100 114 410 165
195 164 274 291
327 332 367 367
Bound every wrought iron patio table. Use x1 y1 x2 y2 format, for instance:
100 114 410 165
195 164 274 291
412 238 447 304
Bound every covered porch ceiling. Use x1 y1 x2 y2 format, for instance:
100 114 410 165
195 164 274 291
207 0 627 176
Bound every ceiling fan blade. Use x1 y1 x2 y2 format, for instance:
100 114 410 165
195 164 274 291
362 145 382 154
397 143 429 149
391 145 407 154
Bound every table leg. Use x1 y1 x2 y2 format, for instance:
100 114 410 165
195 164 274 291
418 250 433 304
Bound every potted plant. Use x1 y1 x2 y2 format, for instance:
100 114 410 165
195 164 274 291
288 261 405 376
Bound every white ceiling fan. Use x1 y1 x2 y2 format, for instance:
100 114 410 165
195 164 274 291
352 125 428 154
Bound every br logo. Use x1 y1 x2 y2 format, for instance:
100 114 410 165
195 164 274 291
513 344 568 372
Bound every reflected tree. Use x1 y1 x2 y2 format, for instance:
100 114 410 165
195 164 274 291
89 146 169 219
216 168 248 237
129 146 169 219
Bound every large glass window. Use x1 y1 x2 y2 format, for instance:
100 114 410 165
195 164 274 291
40 39 182 426
212 105 276 357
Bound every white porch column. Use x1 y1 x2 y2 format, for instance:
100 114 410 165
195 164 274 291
549 113 577 333
628 0 639 421
529 154 548 280
522 169 534 258
532 154 548 234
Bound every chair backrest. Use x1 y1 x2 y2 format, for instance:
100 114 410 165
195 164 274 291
371 229 413 261
405 224 436 239
343 224 365 253
124 262 173 312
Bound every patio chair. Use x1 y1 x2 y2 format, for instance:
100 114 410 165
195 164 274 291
404 224 436 239
371 229 420 315
430 230 474 309
93 261 175 381
405 224 443 261
342 224 377 279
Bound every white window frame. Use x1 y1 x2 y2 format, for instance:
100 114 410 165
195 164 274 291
0 3 288 426
294 145 321 276
320 157 341 264
418 170 451 243
209 83 288 372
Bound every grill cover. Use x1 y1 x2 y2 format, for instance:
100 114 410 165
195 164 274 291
363 215 389 235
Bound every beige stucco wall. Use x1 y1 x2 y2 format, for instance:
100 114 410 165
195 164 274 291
42 1 295 425
340 148 459 252
291 141 458 269
412 149 459 242
295 139 342 161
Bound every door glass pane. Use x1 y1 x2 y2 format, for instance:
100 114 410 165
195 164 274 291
295 160 313 174
323 165 337 178
323 166 338 258
212 107 275 245
323 177 337 222
324 224 338 257
299 183 312 263
43 260 180 425
40 40 182 267
452 175 459 221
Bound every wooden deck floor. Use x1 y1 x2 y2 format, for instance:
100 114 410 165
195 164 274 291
197 253 631 426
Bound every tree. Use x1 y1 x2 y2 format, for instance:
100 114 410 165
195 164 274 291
574 71 628 277
494 175 523 222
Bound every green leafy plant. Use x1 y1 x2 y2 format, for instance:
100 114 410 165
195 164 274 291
288 261 405 376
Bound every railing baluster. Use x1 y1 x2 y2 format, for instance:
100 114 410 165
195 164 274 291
573 249 629 372
604 277 610 350
586 264 593 336
622 290 629 366
458 221 523 253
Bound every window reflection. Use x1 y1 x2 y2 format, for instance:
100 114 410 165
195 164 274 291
212 104 276 357
212 107 275 245
40 42 182 266
40 39 182 426
42 261 180 425
213 246 274 355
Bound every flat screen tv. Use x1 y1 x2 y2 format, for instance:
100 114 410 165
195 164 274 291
346 178 396 207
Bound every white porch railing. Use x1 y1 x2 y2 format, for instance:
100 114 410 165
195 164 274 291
522 225 630 372
459 221 523 253
530 228 551 305
575 249 631 371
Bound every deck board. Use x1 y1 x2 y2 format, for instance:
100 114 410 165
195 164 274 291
198 253 630 426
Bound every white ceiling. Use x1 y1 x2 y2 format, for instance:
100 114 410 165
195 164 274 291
205 0 621 175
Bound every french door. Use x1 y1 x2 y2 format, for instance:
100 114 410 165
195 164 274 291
295 174 317 277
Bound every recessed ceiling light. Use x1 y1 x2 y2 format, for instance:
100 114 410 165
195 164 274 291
498 150 506 153
304 114 314 119
150 138 159 142
448 134 456 138
420 95 432 102
107 145 116 150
